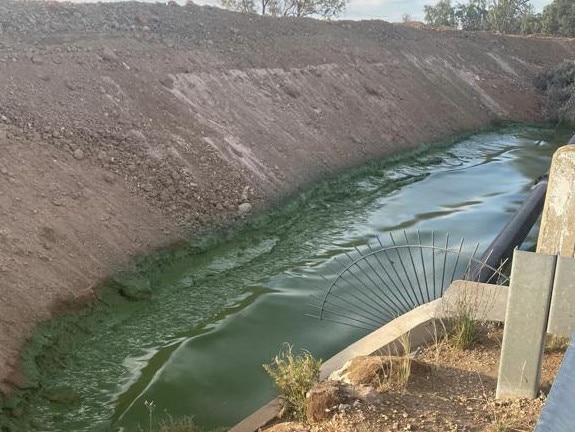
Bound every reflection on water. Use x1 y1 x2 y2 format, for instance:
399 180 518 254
21 126 573 431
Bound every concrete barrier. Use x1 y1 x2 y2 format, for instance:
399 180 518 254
548 256 575 338
496 250 556 399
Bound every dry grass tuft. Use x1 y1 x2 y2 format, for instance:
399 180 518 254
263 343 322 421
545 334 570 353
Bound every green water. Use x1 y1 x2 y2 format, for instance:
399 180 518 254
9 126 572 431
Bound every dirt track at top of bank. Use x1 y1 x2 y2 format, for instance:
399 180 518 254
0 0 574 397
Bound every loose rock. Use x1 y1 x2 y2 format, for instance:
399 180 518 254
306 380 348 423
238 202 252 215
103 172 115 183
73 148 85 160
100 46 119 62
241 185 250 201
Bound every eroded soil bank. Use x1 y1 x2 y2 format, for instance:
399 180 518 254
0 0 575 398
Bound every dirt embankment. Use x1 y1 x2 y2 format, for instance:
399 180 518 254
0 0 574 393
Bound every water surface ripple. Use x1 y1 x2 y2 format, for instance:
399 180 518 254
23 127 571 431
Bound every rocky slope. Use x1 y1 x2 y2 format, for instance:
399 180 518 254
0 0 574 393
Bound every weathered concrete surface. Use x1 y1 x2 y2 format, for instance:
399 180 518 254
321 302 443 379
228 398 283 432
538 145 575 257
548 256 575 337
442 280 509 322
537 145 575 337
497 250 555 400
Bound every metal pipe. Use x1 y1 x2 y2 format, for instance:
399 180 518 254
468 177 548 283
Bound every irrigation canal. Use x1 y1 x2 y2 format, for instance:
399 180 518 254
18 126 573 431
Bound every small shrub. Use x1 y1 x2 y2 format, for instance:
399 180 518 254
263 343 322 421
534 60 575 122
446 296 479 351
534 60 575 91
449 311 478 350
442 281 496 351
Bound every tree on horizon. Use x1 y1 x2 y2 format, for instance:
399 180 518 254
221 0 347 18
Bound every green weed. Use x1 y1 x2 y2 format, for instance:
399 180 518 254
263 343 321 421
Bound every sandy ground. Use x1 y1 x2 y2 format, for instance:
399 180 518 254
265 326 563 432
1 0 575 395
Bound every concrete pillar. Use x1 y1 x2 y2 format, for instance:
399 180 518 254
496 250 556 399
547 256 575 338
537 144 575 337
537 145 575 257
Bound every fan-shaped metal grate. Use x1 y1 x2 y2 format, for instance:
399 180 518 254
312 231 509 331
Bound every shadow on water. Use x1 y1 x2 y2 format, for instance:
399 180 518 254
9 125 574 432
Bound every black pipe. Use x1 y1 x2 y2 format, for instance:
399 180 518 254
467 177 548 283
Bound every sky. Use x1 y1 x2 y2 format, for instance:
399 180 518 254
67 0 552 23
341 0 550 22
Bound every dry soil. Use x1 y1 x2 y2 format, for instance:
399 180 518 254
265 326 563 432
